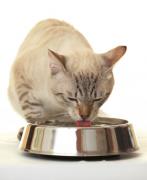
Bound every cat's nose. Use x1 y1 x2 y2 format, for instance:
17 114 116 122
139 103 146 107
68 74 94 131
80 114 89 120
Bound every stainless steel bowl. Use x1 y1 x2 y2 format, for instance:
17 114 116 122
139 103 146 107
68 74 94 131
19 117 139 157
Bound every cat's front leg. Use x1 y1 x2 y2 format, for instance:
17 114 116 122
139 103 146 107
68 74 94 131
22 96 47 124
16 82 47 124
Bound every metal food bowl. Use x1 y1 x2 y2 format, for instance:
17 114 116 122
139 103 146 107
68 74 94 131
19 117 139 157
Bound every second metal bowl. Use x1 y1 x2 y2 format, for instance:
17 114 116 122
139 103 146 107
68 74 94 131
19 117 139 157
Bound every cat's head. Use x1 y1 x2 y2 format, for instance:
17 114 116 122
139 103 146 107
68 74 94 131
48 46 127 121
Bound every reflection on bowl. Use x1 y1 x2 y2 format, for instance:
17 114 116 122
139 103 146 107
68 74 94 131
19 117 139 157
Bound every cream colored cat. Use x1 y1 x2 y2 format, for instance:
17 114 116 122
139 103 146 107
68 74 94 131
8 19 127 125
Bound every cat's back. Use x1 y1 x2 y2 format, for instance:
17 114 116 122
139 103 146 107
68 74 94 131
22 18 75 44
18 19 91 56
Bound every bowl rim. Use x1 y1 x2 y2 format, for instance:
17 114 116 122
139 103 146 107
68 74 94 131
26 117 130 129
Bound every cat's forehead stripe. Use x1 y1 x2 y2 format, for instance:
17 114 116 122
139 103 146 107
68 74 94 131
73 72 98 98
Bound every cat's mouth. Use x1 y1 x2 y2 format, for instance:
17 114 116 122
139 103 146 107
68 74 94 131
67 109 97 123
65 106 100 125
69 114 95 124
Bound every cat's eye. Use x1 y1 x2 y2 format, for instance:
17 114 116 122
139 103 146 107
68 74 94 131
104 92 110 97
93 98 102 102
68 97 78 102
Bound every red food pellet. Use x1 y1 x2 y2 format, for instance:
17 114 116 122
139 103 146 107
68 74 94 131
76 120 91 127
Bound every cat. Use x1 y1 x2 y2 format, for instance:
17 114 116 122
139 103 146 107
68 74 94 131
8 19 127 126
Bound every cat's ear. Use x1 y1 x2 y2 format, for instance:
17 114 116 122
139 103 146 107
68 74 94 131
48 49 66 75
101 46 127 67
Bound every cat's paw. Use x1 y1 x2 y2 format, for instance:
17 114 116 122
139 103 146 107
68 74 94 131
23 102 48 124
35 120 50 125
17 127 24 140
24 106 45 119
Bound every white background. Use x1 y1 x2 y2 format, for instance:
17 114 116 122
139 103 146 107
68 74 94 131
0 0 147 133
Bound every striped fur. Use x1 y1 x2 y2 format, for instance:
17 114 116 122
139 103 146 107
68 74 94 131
69 72 113 120
73 72 98 100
